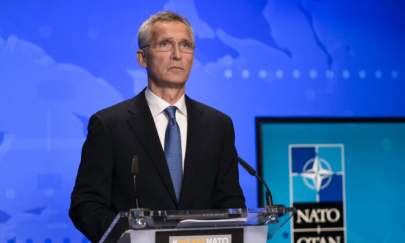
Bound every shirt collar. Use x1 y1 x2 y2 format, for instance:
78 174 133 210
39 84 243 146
145 88 187 118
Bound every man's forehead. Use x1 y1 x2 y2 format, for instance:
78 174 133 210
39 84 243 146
150 21 192 39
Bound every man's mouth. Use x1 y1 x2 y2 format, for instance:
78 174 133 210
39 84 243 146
168 66 184 70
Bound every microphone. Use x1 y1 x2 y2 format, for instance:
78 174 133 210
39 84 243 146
237 156 273 206
131 155 140 208
129 155 149 229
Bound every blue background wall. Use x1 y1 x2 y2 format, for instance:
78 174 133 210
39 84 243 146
0 0 404 241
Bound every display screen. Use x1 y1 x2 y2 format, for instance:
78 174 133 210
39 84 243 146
257 118 405 243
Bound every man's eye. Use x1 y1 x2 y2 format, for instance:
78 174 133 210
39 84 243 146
158 41 171 48
180 41 193 49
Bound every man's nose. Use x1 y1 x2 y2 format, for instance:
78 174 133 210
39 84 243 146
171 44 182 60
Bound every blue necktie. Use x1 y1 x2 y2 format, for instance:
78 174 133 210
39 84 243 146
164 106 183 201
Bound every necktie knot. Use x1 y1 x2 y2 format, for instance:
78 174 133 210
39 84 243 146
165 106 177 123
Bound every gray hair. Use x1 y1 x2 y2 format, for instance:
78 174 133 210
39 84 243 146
137 11 195 49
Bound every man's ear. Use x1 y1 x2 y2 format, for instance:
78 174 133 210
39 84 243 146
136 49 147 68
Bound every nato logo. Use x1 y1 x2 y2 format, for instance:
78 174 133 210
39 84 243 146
289 144 346 243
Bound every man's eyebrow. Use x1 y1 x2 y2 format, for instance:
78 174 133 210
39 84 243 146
156 37 192 42
156 37 172 42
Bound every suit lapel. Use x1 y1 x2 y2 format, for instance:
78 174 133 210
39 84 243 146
180 97 206 205
127 91 178 204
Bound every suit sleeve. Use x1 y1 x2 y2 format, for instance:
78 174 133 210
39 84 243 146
69 114 122 242
212 116 246 209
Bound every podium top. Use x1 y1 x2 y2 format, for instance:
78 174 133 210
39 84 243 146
126 206 294 229
99 206 294 243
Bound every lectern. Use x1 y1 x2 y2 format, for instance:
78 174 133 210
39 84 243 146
99 206 294 243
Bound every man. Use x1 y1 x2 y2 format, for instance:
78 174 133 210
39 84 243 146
69 11 245 242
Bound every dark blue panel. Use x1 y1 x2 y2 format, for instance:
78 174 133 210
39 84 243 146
291 147 316 173
320 175 343 202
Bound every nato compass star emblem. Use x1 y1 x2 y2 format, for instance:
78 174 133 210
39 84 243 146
290 144 345 203
301 155 333 192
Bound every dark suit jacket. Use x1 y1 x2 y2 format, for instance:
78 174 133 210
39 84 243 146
69 90 245 242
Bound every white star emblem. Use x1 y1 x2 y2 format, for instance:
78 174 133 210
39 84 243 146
301 156 333 192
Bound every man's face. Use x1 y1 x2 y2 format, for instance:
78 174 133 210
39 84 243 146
138 21 194 89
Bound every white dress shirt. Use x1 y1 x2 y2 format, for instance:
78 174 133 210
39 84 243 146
145 88 187 170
